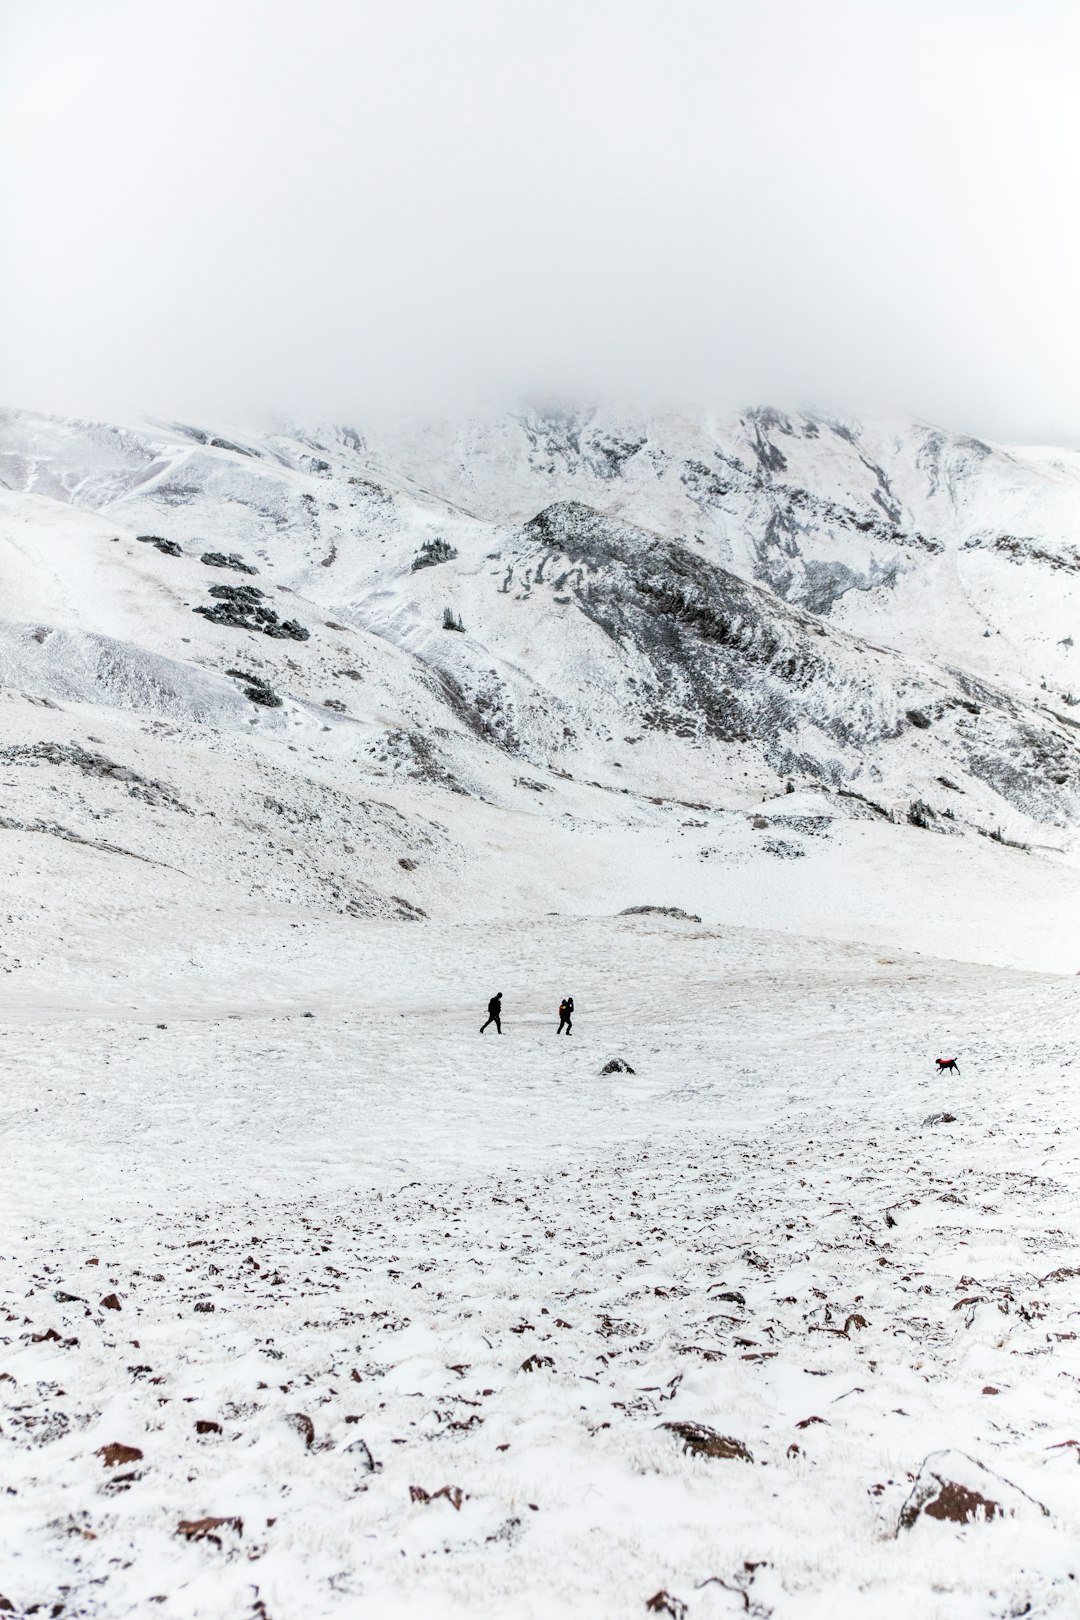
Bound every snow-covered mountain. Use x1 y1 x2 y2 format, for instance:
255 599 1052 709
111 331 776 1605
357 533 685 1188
6 406 1080 1620
1 402 1079 968
361 404 1080 692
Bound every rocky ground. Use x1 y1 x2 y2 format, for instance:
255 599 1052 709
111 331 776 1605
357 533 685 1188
3 915 1079 1618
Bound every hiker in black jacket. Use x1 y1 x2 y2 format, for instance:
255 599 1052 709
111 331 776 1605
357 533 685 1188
480 992 503 1034
557 996 574 1034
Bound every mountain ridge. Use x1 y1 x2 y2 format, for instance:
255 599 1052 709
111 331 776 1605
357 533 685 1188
1 402 1078 970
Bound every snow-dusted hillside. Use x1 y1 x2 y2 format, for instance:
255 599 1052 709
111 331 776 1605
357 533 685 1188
3 404 1080 1617
363 405 1080 699
1 403 1079 968
4 918 1080 1619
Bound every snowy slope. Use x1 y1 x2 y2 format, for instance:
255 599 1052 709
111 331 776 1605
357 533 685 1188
361 405 1080 700
2 405 1080 922
1 403 1080 974
3 918 1080 1619
3 402 1080 1618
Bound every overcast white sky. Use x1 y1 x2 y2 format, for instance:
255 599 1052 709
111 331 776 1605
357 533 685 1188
2 0 1079 442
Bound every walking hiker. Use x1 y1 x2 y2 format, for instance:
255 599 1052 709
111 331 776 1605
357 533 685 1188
557 996 574 1034
480 992 503 1034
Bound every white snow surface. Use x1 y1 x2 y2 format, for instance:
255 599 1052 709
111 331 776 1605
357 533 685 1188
4 917 1080 1618
2 403 1080 1616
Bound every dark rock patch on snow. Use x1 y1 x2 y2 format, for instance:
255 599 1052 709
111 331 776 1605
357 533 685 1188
0 741 191 811
620 905 701 922
202 550 259 575
194 583 309 641
662 1422 753 1462
898 1450 1047 1530
226 669 282 708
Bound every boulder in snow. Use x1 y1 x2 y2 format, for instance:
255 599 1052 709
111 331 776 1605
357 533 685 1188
96 1442 143 1468
662 1421 753 1461
897 1450 1048 1530
176 1516 243 1544
620 905 701 922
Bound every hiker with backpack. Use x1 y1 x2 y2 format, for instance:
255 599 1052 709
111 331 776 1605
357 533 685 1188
557 995 574 1034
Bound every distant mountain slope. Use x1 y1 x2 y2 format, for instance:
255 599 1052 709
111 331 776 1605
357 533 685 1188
360 404 1080 700
1 403 1078 967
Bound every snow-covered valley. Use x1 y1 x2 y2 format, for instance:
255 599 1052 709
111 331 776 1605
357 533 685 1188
4 918 1080 1619
2 404 1080 1617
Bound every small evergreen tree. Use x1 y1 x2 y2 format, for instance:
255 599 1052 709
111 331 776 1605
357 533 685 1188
412 537 458 571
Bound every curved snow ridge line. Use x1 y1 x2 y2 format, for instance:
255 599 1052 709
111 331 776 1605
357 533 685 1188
0 618 272 729
0 811 183 872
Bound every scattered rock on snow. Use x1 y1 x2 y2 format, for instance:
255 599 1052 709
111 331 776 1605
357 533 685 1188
100 1293 121 1311
96 1442 143 1468
520 1354 555 1373
136 534 182 557
645 1592 688 1618
201 550 258 575
226 669 282 708
285 1412 316 1448
486 1516 524 1546
662 1422 753 1461
600 1059 636 1074
391 895 428 919
897 1450 1048 1530
922 1111 957 1127
194 583 309 641
620 905 701 922
176 1516 243 1544
410 1483 465 1509
0 741 189 812
8 1410 75 1445
195 1420 222 1435
764 837 806 858
1040 1265 1080 1283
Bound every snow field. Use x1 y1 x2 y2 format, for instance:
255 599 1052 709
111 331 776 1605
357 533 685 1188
3 917 1080 1617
